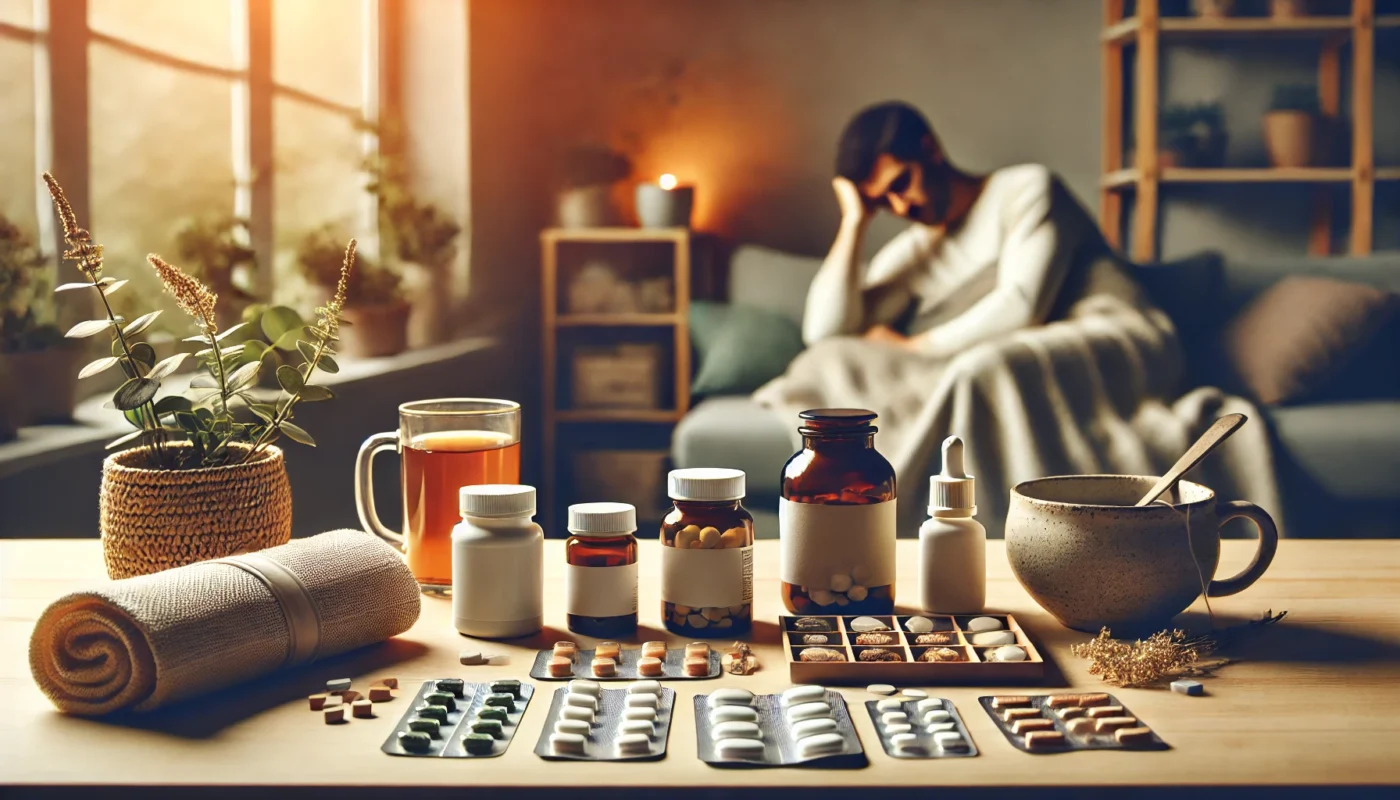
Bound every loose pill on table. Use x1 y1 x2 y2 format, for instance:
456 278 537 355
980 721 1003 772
323 706 346 724
875 698 904 712
424 692 456 710
308 693 333 711
711 688 755 706
460 651 484 666
628 680 662 696
925 721 956 734
991 695 1031 709
1012 718 1055 735
970 631 1016 646
683 657 709 677
352 700 374 719
554 718 590 736
561 706 594 722
924 709 954 725
641 641 667 660
625 693 659 709
477 707 508 723
715 737 766 758
867 683 897 695
791 717 838 739
591 657 618 678
884 723 913 736
881 711 910 726
622 706 657 721
786 702 832 723
326 678 352 693
1066 717 1096 735
1116 726 1156 746
564 692 598 710
1024 730 1065 750
637 657 664 678
374 677 399 689
547 657 574 678
1002 708 1041 722
408 717 440 736
890 732 921 751
710 705 758 724
1087 705 1125 719
550 732 587 756
1056 707 1085 720
1171 679 1204 697
965 616 1004 632
484 693 515 711
1095 716 1138 733
617 733 652 755
369 686 393 702
568 679 601 696
471 719 504 739
398 730 432 752
712 721 762 740
436 678 466 697
796 732 846 759
462 733 495 754
335 689 361 704
415 704 448 722
782 685 827 707
491 680 522 697
620 719 655 737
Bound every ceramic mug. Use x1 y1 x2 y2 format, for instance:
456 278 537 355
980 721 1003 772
1005 475 1278 633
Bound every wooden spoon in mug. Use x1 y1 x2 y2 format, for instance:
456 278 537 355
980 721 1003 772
1135 413 1248 507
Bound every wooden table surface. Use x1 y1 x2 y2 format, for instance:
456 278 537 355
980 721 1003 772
3 538 1399 796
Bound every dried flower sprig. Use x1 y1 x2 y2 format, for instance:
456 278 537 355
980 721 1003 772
1071 610 1288 688
149 254 217 336
44 173 104 278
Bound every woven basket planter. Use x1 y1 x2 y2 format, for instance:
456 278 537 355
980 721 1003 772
99 443 293 579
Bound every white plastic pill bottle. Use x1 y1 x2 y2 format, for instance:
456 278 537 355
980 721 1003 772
452 484 544 638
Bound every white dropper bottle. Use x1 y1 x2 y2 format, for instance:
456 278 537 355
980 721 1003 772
919 435 986 613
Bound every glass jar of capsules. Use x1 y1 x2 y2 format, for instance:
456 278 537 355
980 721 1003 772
779 408 896 615
660 468 754 637
564 502 639 638
451 484 544 639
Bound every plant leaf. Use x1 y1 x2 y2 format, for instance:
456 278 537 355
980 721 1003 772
123 408 144 429
249 403 278 422
113 378 159 411
279 421 316 446
216 321 251 342
227 361 261 391
190 374 219 390
260 305 305 348
315 354 340 374
101 278 129 296
146 352 188 381
153 395 193 417
296 340 317 364
130 343 157 368
273 329 304 352
66 319 116 338
105 428 148 450
78 356 120 379
298 384 334 402
239 340 268 365
276 364 304 393
174 411 202 433
183 334 213 344
55 282 97 293
122 310 162 337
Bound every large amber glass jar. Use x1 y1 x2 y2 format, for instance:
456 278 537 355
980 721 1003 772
564 502 639 638
779 408 897 615
660 468 754 637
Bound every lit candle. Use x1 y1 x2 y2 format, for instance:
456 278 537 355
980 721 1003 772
658 173 678 191
636 173 693 228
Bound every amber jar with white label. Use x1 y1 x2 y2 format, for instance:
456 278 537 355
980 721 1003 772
660 468 754 637
779 408 896 615
565 502 638 637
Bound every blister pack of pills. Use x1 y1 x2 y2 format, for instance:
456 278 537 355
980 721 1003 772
864 695 979 758
978 693 1170 753
381 678 534 758
531 640 721 681
692 686 866 768
532 680 676 761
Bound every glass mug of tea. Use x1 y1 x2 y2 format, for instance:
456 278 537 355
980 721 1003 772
355 399 522 592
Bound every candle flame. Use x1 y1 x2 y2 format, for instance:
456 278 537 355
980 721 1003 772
658 173 678 191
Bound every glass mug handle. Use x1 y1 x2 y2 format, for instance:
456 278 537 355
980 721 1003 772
355 432 405 548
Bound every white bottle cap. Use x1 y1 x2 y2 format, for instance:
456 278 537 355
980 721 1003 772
929 436 976 515
460 484 536 518
668 468 746 502
567 502 637 537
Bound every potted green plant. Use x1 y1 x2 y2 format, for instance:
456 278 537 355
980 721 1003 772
0 214 78 438
1159 102 1228 168
174 215 257 330
1263 84 1319 168
297 225 406 358
43 172 354 578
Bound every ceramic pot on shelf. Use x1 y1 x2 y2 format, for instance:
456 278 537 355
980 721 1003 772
1270 0 1308 18
1192 0 1235 17
0 346 81 427
339 300 411 358
100 443 293 579
557 184 620 229
1263 110 1316 168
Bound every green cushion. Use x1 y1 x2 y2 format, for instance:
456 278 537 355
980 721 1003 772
689 301 805 396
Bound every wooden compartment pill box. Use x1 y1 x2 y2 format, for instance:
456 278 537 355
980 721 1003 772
781 614 1045 685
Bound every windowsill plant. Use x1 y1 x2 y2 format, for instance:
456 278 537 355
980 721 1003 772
43 172 355 578
174 215 258 330
297 224 408 358
0 214 79 438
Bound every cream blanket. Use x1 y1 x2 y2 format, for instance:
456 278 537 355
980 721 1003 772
754 294 1283 537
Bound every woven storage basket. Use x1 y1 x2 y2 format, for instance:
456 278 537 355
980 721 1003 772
99 443 293 579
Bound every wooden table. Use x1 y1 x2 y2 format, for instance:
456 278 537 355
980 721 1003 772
3 539 1399 797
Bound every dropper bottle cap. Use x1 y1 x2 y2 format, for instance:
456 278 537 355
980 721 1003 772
929 435 976 516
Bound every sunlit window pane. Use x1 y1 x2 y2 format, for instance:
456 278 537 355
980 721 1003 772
89 0 236 69
0 35 36 231
0 0 34 28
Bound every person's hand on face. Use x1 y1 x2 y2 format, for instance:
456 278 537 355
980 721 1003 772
832 176 872 225
863 324 919 351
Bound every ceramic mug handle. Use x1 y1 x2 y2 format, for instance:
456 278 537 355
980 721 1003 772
1206 501 1279 597
355 431 405 548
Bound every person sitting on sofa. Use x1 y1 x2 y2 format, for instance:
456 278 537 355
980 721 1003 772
804 100 1148 356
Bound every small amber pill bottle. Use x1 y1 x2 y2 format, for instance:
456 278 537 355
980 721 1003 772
661 468 754 637
564 502 639 638
779 408 897 615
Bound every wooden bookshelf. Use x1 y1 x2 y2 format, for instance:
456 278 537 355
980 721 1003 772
1100 0 1389 260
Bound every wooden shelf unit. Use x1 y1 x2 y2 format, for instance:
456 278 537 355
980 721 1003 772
1100 0 1388 260
540 227 693 528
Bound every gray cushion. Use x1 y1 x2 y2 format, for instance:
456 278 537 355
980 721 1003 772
671 396 796 501
728 245 822 327
689 301 806 397
1222 254 1400 314
1265 401 1400 501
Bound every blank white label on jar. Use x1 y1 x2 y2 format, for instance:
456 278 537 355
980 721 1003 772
565 562 639 618
661 546 753 609
779 499 896 589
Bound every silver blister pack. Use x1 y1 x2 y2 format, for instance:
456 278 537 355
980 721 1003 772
533 681 676 761
530 646 720 681
863 695 979 758
692 687 866 768
978 693 1170 753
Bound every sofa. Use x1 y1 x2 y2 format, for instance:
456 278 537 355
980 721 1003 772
672 245 1400 539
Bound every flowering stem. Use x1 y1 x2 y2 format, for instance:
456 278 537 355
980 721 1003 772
87 272 165 464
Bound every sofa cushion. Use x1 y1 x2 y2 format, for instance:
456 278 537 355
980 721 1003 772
1131 252 1227 388
671 396 795 500
1265 401 1400 502
1223 276 1399 405
728 245 822 327
689 301 806 397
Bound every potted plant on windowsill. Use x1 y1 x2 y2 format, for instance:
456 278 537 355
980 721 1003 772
1263 84 1319 168
297 226 406 359
0 214 79 439
175 215 258 330
43 173 355 578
